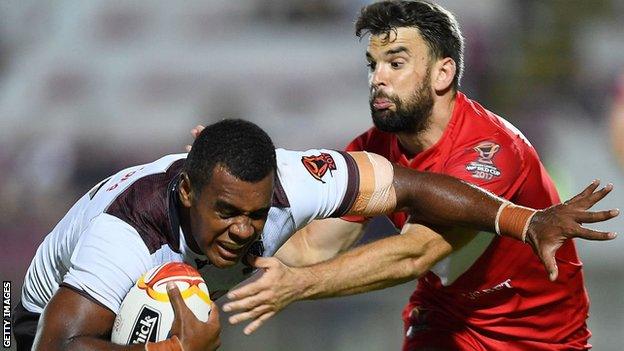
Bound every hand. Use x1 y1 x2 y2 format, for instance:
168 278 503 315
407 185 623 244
185 125 206 152
527 180 619 281
222 256 305 335
167 282 221 351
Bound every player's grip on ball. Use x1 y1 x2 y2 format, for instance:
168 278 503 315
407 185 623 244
145 283 221 351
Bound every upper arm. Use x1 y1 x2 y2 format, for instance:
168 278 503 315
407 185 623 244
275 218 366 266
63 214 153 314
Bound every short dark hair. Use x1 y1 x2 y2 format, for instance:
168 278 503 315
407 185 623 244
184 119 276 194
355 0 464 89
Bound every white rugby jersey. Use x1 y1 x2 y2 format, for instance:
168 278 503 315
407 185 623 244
21 149 359 314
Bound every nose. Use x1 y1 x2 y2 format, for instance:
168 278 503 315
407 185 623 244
229 217 255 241
370 65 388 90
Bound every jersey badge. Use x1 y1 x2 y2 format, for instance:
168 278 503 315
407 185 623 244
301 153 336 183
465 142 501 180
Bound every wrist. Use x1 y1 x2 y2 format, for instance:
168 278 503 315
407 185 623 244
495 203 538 242
296 266 323 300
145 336 184 351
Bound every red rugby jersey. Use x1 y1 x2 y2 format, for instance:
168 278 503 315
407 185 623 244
345 92 590 348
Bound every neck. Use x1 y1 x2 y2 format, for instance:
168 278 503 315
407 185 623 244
396 90 457 156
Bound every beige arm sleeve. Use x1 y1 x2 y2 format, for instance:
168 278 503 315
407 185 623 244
346 152 397 216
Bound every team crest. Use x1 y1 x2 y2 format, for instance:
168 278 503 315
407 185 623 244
301 153 336 183
465 142 501 180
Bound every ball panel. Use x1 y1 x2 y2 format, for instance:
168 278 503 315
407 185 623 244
111 262 211 345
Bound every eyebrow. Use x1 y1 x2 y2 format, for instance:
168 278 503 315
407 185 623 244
385 46 410 56
215 200 241 214
215 200 270 216
366 46 411 60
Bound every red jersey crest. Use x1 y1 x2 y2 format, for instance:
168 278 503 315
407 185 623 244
465 141 501 180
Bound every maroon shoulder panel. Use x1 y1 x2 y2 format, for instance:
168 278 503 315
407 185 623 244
106 160 184 254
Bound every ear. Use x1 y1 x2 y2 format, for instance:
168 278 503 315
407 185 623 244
431 57 456 92
179 173 193 208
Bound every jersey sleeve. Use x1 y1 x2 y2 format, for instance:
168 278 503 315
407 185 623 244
62 214 153 314
342 134 370 223
275 148 359 229
443 137 529 199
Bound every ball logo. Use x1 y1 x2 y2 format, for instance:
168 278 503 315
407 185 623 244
128 306 160 344
137 263 211 304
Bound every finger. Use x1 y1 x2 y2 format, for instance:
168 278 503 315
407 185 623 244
208 303 220 325
228 304 273 325
167 282 189 318
565 180 600 204
191 125 205 138
575 209 620 223
579 184 614 209
539 248 559 282
226 280 266 302
224 289 268 312
243 311 276 335
185 144 192 152
571 226 617 241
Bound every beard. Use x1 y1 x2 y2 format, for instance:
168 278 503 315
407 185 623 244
369 78 434 134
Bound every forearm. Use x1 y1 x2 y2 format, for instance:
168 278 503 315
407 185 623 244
35 337 146 351
296 228 450 299
394 166 502 231
275 219 366 267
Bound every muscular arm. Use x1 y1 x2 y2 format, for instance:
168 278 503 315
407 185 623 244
291 223 471 298
34 285 220 351
33 287 144 351
274 219 366 267
392 166 499 230
275 153 616 278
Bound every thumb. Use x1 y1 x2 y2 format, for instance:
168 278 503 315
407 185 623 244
207 303 220 327
540 249 559 282
167 282 189 319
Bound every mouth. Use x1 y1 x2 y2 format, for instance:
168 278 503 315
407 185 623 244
372 98 393 110
216 242 246 261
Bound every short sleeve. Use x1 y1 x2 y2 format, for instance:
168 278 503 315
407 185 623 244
63 214 153 313
443 138 528 199
342 133 370 223
275 148 358 228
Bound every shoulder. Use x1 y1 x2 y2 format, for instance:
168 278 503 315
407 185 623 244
274 148 357 223
443 94 537 197
345 127 396 156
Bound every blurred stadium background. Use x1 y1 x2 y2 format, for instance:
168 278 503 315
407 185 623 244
1 1 623 350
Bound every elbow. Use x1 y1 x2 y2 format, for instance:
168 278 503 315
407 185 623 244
406 238 452 279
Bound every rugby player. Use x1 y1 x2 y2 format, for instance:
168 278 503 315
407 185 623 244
222 2 620 350
15 119 616 351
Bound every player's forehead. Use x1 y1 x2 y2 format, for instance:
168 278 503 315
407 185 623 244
366 27 428 58
204 166 274 210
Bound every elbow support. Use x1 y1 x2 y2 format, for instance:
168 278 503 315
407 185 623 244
347 152 397 216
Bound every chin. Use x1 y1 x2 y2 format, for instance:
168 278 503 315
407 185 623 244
207 251 240 268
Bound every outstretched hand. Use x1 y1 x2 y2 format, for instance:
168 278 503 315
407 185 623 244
527 180 619 281
222 256 304 335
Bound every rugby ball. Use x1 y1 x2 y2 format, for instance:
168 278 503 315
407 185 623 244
111 262 212 345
